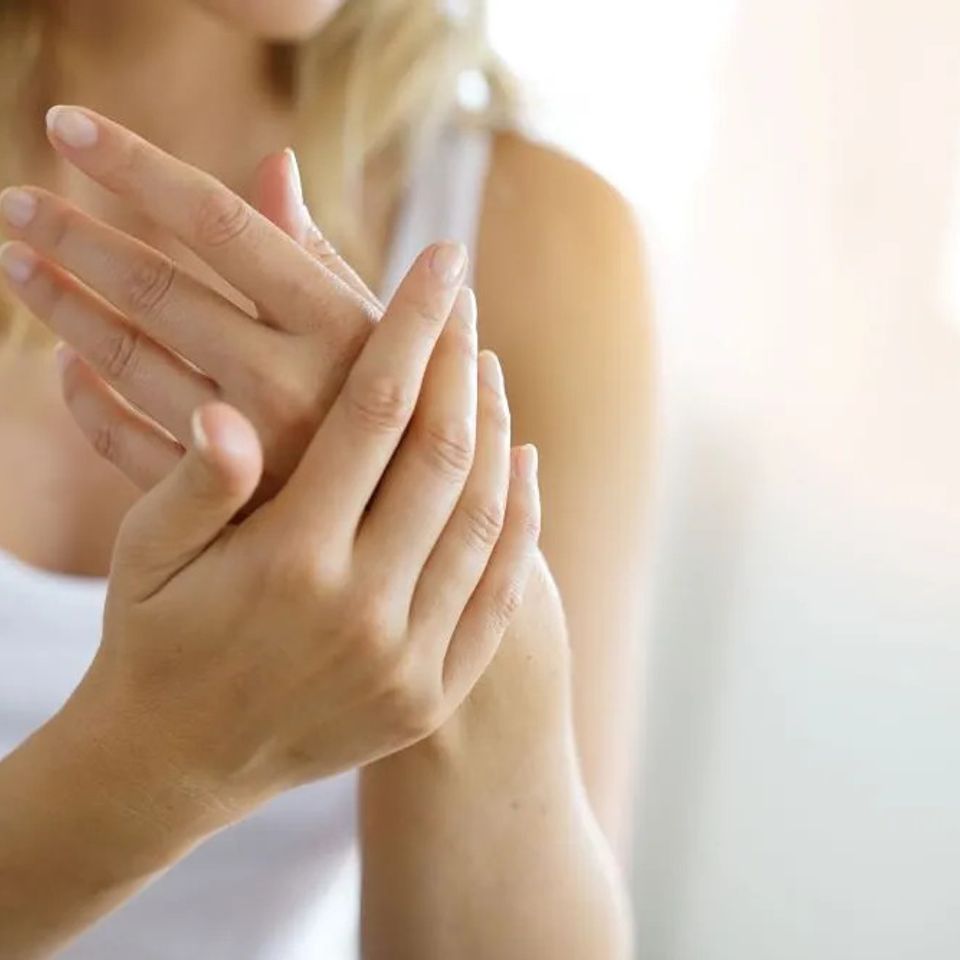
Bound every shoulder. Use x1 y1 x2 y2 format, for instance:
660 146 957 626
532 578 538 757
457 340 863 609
478 131 648 321
474 131 653 432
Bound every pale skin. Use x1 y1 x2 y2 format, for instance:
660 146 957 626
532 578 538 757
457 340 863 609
0 1 651 957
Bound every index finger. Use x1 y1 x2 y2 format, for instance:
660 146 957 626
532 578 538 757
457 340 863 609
45 105 377 339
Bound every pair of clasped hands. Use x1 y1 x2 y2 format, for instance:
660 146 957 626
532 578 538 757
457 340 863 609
0 106 542 818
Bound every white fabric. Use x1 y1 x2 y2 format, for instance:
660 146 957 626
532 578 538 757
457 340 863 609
0 123 492 960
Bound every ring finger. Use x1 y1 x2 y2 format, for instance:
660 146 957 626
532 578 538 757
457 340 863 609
0 242 216 441
0 186 266 377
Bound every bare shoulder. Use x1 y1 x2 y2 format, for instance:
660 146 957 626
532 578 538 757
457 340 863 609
474 131 652 435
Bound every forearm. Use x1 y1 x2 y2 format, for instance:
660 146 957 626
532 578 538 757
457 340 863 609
0 682 222 959
359 559 632 960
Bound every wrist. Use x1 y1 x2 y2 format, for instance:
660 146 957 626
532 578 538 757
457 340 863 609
41 675 238 867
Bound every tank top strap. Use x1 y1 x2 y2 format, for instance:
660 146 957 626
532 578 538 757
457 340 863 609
379 123 493 302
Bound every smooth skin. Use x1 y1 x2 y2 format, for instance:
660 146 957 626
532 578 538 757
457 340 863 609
0 237 543 957
0 1 651 957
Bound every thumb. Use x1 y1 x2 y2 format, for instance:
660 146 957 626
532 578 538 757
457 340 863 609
254 148 381 310
111 403 263 600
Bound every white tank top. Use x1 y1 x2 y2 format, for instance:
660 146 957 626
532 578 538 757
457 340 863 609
0 125 492 960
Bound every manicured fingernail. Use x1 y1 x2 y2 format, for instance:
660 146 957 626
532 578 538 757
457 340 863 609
512 444 538 480
0 242 37 284
479 350 504 393
430 241 467 285
456 286 477 329
0 188 37 228
46 106 99 149
284 147 304 204
191 407 211 454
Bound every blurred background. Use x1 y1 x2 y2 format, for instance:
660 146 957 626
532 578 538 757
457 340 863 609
489 1 960 958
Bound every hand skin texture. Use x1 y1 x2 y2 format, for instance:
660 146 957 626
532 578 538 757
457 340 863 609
0 106 642 959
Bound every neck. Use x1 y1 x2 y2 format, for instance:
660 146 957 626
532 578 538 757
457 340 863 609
28 0 296 199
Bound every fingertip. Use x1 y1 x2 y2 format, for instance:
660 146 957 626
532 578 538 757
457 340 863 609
191 403 263 492
511 444 538 482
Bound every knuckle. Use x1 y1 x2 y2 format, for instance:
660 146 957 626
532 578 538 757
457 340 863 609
91 420 121 466
520 506 542 544
98 327 142 381
490 577 527 632
483 391 511 433
192 187 252 248
267 542 343 600
353 596 401 659
379 660 442 740
253 372 316 437
44 205 80 256
462 497 506 550
419 418 474 478
346 375 414 433
123 255 176 318
398 291 446 330
306 225 338 264
99 138 144 195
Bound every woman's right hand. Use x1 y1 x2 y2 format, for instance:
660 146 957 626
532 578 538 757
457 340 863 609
74 242 540 821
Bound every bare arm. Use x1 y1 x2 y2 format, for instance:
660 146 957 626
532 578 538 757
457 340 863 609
0 690 215 959
2 113 648 958
359 139 651 958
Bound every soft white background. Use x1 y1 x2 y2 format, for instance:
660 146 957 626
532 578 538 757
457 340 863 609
489 2 960 958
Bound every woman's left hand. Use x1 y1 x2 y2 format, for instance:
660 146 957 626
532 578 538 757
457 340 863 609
0 105 415 503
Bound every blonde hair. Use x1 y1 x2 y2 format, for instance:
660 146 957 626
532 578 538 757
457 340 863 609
0 0 514 346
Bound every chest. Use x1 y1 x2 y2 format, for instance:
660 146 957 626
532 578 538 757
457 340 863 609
0 369 135 577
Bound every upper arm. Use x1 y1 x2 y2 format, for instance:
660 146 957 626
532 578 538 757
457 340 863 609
475 134 655 858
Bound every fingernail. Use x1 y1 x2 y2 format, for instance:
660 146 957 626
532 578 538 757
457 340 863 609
456 286 477 329
0 188 37 228
430 241 468 285
46 106 99 149
479 350 504 393
191 407 210 454
512 444 538 480
284 147 304 204
0 242 37 284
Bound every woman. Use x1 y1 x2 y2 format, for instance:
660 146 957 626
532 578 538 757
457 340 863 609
0 1 650 957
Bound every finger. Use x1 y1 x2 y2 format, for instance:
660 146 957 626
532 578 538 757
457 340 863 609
0 241 217 442
409 351 511 644
441 446 542 707
0 186 266 375
356 288 478 594
58 346 183 491
275 241 468 542
45 105 375 336
112 402 263 601
254 149 381 312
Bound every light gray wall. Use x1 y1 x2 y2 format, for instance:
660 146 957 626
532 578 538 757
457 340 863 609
632 3 960 956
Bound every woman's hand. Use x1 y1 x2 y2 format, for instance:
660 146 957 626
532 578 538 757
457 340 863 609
77 242 540 817
0 106 393 503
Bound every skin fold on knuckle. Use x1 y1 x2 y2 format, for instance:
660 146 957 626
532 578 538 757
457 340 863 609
98 326 143 382
91 419 123 468
346 374 413 433
489 575 527 634
40 202 79 256
461 496 507 551
482 388 511 434
419 417 475 479
123 254 176 318
192 187 253 249
377 655 443 742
